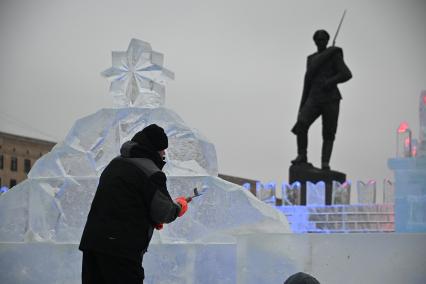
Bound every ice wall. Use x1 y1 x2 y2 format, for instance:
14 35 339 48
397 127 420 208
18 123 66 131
418 90 426 156
1 234 425 284
388 90 426 232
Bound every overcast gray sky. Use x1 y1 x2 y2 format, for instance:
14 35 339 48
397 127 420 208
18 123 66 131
1 0 425 184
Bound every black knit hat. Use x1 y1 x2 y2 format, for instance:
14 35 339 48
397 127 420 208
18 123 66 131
284 272 320 284
131 124 168 151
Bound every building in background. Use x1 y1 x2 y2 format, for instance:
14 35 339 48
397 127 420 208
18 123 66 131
0 132 56 188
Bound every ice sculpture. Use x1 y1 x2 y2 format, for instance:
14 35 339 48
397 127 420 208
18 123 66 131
101 38 174 108
332 181 351 205
0 39 290 283
383 179 394 204
388 91 426 232
255 181 276 205
357 180 377 204
28 108 218 179
396 122 412 158
282 182 301 206
306 181 325 205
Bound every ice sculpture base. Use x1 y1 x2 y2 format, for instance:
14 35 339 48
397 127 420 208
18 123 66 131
1 233 425 284
278 204 394 233
289 164 346 205
388 156 426 232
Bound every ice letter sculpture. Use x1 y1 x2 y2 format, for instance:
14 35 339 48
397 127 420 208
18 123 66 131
332 181 351 205
383 179 394 204
0 39 290 283
306 181 325 205
357 180 377 204
282 182 301 206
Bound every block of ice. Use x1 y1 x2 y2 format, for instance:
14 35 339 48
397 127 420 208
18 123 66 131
357 180 377 204
389 156 426 232
2 234 426 284
306 181 325 205
332 181 351 205
383 179 394 204
282 182 301 206
144 243 237 284
255 182 276 204
0 181 30 242
0 177 99 243
388 92 426 232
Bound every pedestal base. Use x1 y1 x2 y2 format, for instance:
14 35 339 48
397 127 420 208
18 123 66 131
289 163 346 205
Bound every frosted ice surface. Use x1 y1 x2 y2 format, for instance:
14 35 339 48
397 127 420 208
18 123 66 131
28 108 218 178
283 182 301 206
0 181 30 242
383 180 394 204
158 177 289 242
0 243 237 284
2 234 425 284
255 182 276 204
332 181 351 205
306 181 325 205
101 39 174 108
1 171 288 245
0 91 288 245
357 181 377 204
0 178 98 243
28 144 97 178
144 243 237 284
419 91 426 155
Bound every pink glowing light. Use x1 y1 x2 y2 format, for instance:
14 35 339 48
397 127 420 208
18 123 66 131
423 95 426 105
412 145 417 157
398 122 409 133
405 137 410 147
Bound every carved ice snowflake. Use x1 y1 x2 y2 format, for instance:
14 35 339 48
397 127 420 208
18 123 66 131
101 39 174 108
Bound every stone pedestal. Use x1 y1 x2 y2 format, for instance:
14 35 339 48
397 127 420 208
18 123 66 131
289 163 346 205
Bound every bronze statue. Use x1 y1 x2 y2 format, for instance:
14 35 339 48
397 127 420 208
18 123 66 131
291 29 352 170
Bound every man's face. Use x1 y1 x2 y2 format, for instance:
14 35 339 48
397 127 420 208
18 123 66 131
158 149 166 161
314 37 328 51
313 30 329 52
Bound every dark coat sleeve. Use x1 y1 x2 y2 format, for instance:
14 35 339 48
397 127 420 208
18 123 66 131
148 172 181 224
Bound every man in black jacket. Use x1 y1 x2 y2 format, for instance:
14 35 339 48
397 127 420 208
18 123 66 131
291 29 352 170
79 124 188 283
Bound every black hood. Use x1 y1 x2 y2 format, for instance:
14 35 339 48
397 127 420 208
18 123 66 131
120 141 166 170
